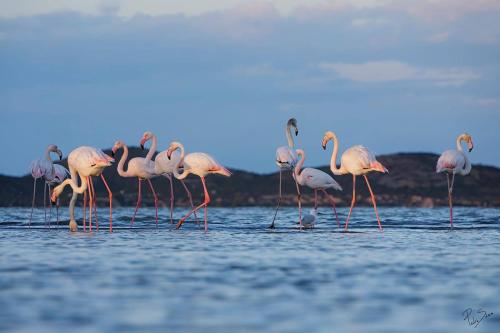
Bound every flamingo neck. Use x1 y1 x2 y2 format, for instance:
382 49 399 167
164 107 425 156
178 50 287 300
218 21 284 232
44 147 53 161
456 134 466 152
173 144 190 180
294 149 305 179
328 132 345 175
286 123 295 148
116 145 132 177
146 134 157 161
57 170 88 195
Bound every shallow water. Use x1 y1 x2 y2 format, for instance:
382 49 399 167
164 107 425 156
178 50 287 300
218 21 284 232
1 206 499 333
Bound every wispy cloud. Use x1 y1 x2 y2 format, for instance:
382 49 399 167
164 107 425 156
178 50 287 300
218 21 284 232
318 61 480 86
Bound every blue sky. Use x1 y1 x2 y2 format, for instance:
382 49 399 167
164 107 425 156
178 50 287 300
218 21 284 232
1 0 499 176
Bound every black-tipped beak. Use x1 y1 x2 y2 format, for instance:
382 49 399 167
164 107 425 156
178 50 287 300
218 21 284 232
322 144 326 150
468 148 473 152
58 154 62 161
140 144 144 150
295 129 299 136
111 150 115 157
51 199 57 205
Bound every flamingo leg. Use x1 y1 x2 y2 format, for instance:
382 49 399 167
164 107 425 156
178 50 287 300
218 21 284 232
176 176 210 231
180 179 199 224
269 168 283 229
56 198 60 226
447 173 453 228
87 176 93 232
363 175 383 231
322 189 340 228
47 184 52 228
131 178 142 225
83 187 87 232
29 178 37 228
314 190 318 211
147 179 159 228
167 174 174 224
293 172 302 228
344 175 356 231
43 182 47 226
89 176 99 231
100 174 113 232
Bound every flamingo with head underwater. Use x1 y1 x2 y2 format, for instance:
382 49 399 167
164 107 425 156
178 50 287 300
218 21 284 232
140 132 198 224
436 133 474 228
165 141 231 232
29 144 68 226
294 149 342 227
269 118 302 229
51 146 114 232
112 132 159 227
322 131 388 231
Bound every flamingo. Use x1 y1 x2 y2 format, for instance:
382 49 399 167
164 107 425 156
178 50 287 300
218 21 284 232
269 118 302 229
165 141 231 232
50 146 114 232
294 149 342 227
436 133 474 228
29 144 68 226
112 135 159 227
141 132 198 224
322 131 388 231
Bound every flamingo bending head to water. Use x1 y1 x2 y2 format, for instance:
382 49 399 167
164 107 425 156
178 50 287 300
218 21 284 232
270 118 302 229
322 131 388 231
165 141 231 232
294 149 342 227
51 146 114 232
436 133 474 228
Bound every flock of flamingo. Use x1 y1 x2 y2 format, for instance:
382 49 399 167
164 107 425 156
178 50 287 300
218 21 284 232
29 119 474 232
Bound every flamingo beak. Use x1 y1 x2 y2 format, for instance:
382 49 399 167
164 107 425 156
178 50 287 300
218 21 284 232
321 139 327 150
57 150 63 160
50 190 57 205
468 141 474 152
166 149 172 160
140 138 146 150
295 129 299 136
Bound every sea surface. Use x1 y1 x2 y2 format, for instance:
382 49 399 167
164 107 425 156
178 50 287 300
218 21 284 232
1 206 499 333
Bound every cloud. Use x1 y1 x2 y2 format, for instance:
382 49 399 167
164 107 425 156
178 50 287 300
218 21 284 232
318 61 480 86
427 31 450 43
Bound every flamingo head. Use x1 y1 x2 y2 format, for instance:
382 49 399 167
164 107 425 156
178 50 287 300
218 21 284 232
288 118 298 136
166 141 182 160
140 131 154 150
111 140 124 157
50 185 64 204
464 133 474 152
48 144 63 160
322 131 335 150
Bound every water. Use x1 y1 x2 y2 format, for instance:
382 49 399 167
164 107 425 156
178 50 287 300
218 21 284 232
1 206 499 333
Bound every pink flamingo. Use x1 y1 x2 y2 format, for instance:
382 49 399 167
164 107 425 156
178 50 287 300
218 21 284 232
140 132 198 224
112 135 159 227
322 131 388 231
29 144 68 226
270 118 302 229
51 146 114 232
294 149 342 227
436 133 474 228
165 141 231 232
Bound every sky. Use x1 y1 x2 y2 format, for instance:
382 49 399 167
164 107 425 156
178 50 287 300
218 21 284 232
1 0 499 176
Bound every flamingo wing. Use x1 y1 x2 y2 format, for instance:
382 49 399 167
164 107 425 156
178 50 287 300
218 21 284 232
30 158 54 180
185 153 231 176
301 168 343 191
436 150 465 173
276 146 297 169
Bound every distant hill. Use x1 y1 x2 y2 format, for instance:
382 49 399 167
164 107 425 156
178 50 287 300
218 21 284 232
1 149 499 207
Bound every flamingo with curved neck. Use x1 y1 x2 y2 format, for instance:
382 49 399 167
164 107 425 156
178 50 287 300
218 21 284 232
270 118 302 229
322 131 388 231
294 149 342 227
29 144 65 227
112 135 159 227
436 133 474 227
166 141 231 232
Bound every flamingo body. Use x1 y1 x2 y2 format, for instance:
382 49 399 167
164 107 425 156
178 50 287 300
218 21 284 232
276 146 298 169
436 150 469 175
295 167 342 191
